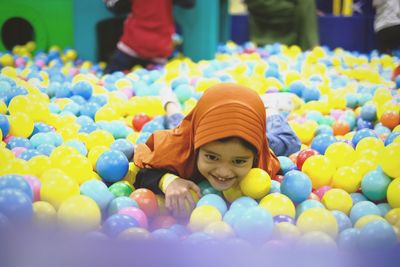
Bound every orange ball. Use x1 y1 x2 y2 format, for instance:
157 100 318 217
332 120 350 136
130 189 158 218
380 111 400 130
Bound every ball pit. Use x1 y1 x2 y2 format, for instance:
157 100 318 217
0 41 399 253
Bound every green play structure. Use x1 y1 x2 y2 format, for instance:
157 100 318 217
0 0 229 62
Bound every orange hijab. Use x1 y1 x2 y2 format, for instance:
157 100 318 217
134 83 280 178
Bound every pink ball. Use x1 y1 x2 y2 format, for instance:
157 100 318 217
15 57 26 68
11 147 27 157
4 135 15 144
118 207 148 228
121 88 133 98
313 186 332 200
330 110 343 120
23 175 41 202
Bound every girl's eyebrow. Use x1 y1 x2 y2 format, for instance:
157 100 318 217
202 148 220 156
202 149 252 159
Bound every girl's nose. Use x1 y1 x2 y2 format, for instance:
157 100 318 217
214 165 234 178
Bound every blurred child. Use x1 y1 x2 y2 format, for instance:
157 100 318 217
134 84 300 218
373 0 400 54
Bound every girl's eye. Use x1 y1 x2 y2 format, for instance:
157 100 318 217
233 159 247 166
205 154 218 161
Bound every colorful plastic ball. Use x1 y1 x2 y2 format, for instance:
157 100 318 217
32 201 57 226
296 208 338 238
295 200 325 219
204 221 234 240
356 117 374 130
0 174 33 200
361 169 391 201
350 192 367 204
315 124 333 136
269 180 281 194
273 214 295 224
310 134 337 154
96 150 129 183
232 206 273 243
349 201 381 224
273 221 301 242
387 178 400 208
360 104 377 122
130 189 158 218
102 214 139 238
72 81 93 100
183 232 215 245
196 194 227 216
223 207 245 227
65 139 87 156
6 136 32 150
57 195 101 232
107 196 138 216
313 185 331 199
198 180 222 196
239 168 271 199
322 189 353 214
280 170 312 204
379 143 400 178
0 189 32 223
175 84 194 103
337 228 360 250
189 205 222 232
169 223 189 237
302 155 335 189
385 208 400 225
23 175 41 202
80 179 115 210
151 215 177 230
354 214 385 229
259 193 296 218
109 181 134 197
118 227 151 241
302 86 320 102
325 142 355 168
351 129 377 147
8 112 34 138
331 166 362 193
332 120 350 136
296 148 319 170
19 149 41 161
278 156 297 174
0 114 9 137
384 132 400 146
358 220 397 249
380 110 399 130
297 231 336 249
109 139 134 160
118 207 148 228
151 228 179 242
376 203 391 217
331 210 352 233
230 196 258 211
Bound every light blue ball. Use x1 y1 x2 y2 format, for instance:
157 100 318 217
295 199 324 219
332 210 352 233
0 189 33 224
310 134 337 154
361 169 391 201
65 139 88 156
337 228 360 250
110 139 134 160
359 220 397 249
360 104 377 122
377 203 391 217
107 196 138 216
349 201 381 224
278 156 297 174
230 196 258 211
269 180 281 194
281 170 312 204
80 179 115 210
72 81 93 100
151 228 180 243
196 194 227 216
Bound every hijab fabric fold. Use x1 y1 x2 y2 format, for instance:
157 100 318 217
134 83 280 178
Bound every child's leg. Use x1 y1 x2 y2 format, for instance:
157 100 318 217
105 49 153 73
159 86 184 129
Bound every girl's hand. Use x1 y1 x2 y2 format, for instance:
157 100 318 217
164 178 201 219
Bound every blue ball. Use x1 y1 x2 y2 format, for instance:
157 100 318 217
65 139 88 156
110 139 134 160
36 144 55 156
351 129 377 147
223 207 245 226
302 87 320 102
315 125 333 136
269 180 281 194
96 150 129 183
278 156 297 174
80 180 115 210
361 169 391 201
19 149 41 161
288 81 305 97
169 224 189 237
337 228 360 250
360 104 377 122
395 75 400 89
310 134 337 154
0 189 33 223
281 170 312 204
136 132 152 145
196 194 228 215
349 201 381 224
345 93 358 108
102 214 139 238
32 122 52 134
72 81 93 100
359 221 397 249
384 132 400 146
107 196 138 216
232 206 273 243
356 117 374 130
295 199 325 219
6 137 32 150
377 203 391 217
0 114 10 137
230 196 258 211
0 174 33 200
151 228 180 242
350 192 367 204
332 210 352 233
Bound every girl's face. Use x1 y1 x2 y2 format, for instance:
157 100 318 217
197 138 255 191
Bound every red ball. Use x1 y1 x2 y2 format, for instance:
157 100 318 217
380 110 400 130
130 188 158 218
150 215 177 231
273 175 284 183
296 148 319 170
132 113 151 131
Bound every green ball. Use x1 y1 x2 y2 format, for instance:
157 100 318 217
109 182 133 197
198 180 222 196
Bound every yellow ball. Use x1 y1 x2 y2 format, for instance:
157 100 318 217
331 166 362 193
33 201 57 226
296 208 338 238
0 100 7 114
273 222 301 242
54 154 93 185
387 178 400 208
352 159 377 178
325 142 355 168
239 168 271 199
0 55 14 67
95 106 120 121
8 112 34 138
222 184 243 203
379 143 400 178
86 130 115 150
58 195 101 232
118 227 151 241
385 208 400 225
297 231 337 248
189 205 222 232
27 155 52 178
50 145 81 166
204 221 235 240
355 137 384 154
0 158 30 175
354 215 385 229
40 171 80 209
259 193 296 218
322 189 353 214
302 155 336 189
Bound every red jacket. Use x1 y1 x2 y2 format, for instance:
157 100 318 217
120 0 174 59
